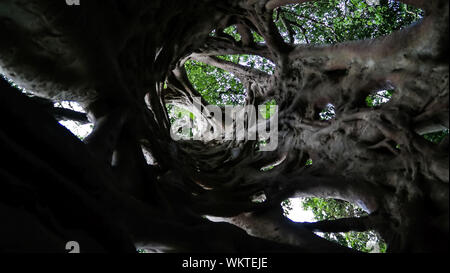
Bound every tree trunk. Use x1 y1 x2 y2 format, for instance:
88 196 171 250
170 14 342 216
0 0 448 253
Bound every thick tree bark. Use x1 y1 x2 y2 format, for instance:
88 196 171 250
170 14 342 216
0 0 448 253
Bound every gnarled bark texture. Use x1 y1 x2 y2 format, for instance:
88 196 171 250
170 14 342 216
0 0 448 252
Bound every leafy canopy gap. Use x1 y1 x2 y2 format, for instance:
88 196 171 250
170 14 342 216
273 0 423 45
184 60 246 106
366 89 394 107
282 197 387 253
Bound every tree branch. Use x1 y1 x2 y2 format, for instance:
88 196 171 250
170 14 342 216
196 36 273 61
281 9 339 42
52 107 90 124
236 24 255 47
189 54 270 82
224 207 359 252
299 216 374 233
280 15 296 44
284 18 310 44
248 10 293 55
27 96 90 124
289 9 446 88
